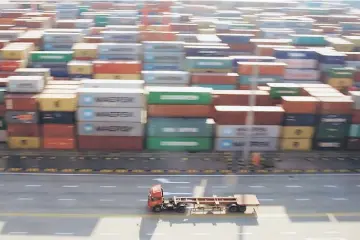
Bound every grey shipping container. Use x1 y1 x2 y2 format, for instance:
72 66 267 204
78 122 144 136
43 32 83 42
77 88 145 108
5 111 39 124
80 80 144 89
144 52 185 63
216 125 281 138
15 68 50 78
142 71 189 84
7 76 45 93
215 137 279 151
108 17 137 25
97 43 142 55
105 25 139 31
77 107 145 122
143 41 185 52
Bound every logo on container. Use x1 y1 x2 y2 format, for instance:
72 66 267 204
221 140 233 148
83 109 94 119
83 124 94 133
82 95 94 104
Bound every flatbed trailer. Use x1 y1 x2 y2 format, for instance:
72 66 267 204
147 184 260 214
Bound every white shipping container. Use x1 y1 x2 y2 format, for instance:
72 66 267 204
7 76 45 93
216 125 281 138
80 80 144 89
284 69 320 81
78 122 144 137
77 107 146 122
215 137 279 152
277 59 317 69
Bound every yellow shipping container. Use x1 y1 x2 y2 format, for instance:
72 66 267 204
327 78 353 88
42 89 77 94
199 28 216 34
8 137 40 149
1 42 34 60
280 138 312 151
94 74 141 80
67 61 93 75
281 126 314 139
189 68 232 73
72 43 97 59
344 36 360 48
45 84 79 90
37 93 77 111
47 80 81 85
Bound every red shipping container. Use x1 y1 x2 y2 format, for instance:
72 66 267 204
140 31 177 41
7 124 40 137
0 60 25 72
5 94 38 111
93 61 142 74
43 138 75 150
42 124 75 138
0 104 5 116
78 136 143 151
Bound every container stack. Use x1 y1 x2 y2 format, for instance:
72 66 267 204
93 60 142 80
72 43 98 61
0 87 6 143
29 51 73 79
214 106 283 152
267 83 301 104
5 75 46 149
142 71 189 87
274 49 320 84
217 34 255 55
77 87 145 151
143 41 185 71
97 43 142 61
101 30 139 44
348 91 360 150
43 31 83 51
55 3 78 20
291 34 327 47
146 86 213 151
67 60 93 79
321 67 355 92
186 57 233 90
313 97 353 151
280 96 319 151
237 62 286 90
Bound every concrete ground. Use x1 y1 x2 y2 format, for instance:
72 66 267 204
0 173 359 239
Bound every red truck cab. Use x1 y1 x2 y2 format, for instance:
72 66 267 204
147 184 164 210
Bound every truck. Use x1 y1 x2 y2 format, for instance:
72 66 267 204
147 184 260 214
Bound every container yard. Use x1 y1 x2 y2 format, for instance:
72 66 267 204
0 0 360 155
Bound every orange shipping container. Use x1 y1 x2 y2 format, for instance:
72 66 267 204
42 124 75 138
148 105 212 117
140 31 177 41
43 137 75 150
93 61 142 74
281 96 319 114
256 45 295 56
238 62 286 75
191 73 238 85
0 18 15 25
84 36 103 43
212 90 271 106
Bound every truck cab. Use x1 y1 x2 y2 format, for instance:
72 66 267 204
147 184 164 211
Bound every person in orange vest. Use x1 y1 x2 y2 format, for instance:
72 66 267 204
252 152 261 167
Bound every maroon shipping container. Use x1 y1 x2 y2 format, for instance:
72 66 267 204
7 123 40 137
5 94 38 111
78 136 143 151
212 90 271 106
148 105 212 117
318 96 353 114
352 110 360 123
0 105 5 117
191 73 238 85
214 106 284 125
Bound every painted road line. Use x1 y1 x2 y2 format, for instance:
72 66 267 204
25 184 41 187
99 199 115 202
100 185 116 188
62 185 79 188
249 185 264 188
54 233 74 235
286 185 302 188
17 198 33 201
258 198 274 201
295 198 310 201
137 186 150 189
324 185 337 188
176 186 191 189
58 198 76 201
331 198 348 201
138 199 147 202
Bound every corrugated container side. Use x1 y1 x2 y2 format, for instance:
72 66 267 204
42 124 75 138
147 105 211 118
215 137 278 151
78 136 143 150
42 137 75 150
280 138 312 151
77 122 144 136
8 136 40 149
216 125 280 138
5 111 38 124
147 137 212 151
7 123 40 137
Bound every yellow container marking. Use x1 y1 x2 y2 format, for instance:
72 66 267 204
327 78 353 88
37 93 77 111
280 138 312 151
8 137 40 149
94 74 141 80
282 126 314 139
68 61 93 75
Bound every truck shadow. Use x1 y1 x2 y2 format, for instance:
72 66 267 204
139 212 259 240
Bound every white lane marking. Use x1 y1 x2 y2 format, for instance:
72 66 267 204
280 232 297 235
286 185 302 188
332 198 348 201
9 232 28 235
296 198 310 201
212 186 228 188
55 233 74 235
147 233 165 236
62 185 78 188
138 199 147 202
324 185 337 188
237 233 253 235
100 185 116 188
17 198 33 201
176 186 191 189
356 185 360 187
58 198 76 201
25 184 41 187
193 233 210 236
258 198 274 201
249 185 264 188
100 199 114 202
137 186 150 189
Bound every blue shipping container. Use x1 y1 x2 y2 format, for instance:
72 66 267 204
40 112 75 124
283 114 317 126
274 49 318 60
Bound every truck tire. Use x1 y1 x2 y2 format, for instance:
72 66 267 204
152 205 162 213
238 205 246 213
176 205 186 213
228 205 238 213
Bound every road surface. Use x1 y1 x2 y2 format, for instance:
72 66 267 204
0 173 359 239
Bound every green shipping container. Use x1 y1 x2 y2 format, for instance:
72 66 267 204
0 117 6 130
327 67 355 78
78 6 89 14
147 118 214 137
268 83 300 99
316 123 349 139
349 124 360 137
146 137 212 151
146 86 212 105
30 51 73 62
291 34 326 46
231 23 255 29
95 15 109 27
186 57 232 70
0 88 5 104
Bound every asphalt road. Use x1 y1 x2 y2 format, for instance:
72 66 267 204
0 173 359 239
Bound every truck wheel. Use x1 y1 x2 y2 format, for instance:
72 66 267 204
152 205 162 213
176 205 186 213
228 205 238 213
238 206 246 213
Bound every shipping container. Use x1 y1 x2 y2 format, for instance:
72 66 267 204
142 71 189 85
93 60 142 74
212 90 271 106
0 117 6 130
78 88 145 108
216 125 280 138
43 137 75 150
5 111 38 124
349 91 360 109
268 83 301 99
80 79 144 89
274 48 318 59
283 114 317 126
281 96 319 114
318 97 353 114
8 136 40 149
238 62 287 75
37 93 77 112
280 138 312 151
30 51 73 62
186 57 232 69
191 73 237 85
147 118 214 137
78 136 143 150
45 85 79 91
144 52 185 63
316 122 349 139
147 137 212 151
77 107 145 123
42 124 75 138
146 86 212 105
147 105 211 118
7 76 45 93
215 137 278 151
67 61 93 75
7 123 40 137
78 122 144 137
40 112 75 124
284 69 320 81
282 126 314 138
5 94 38 111
347 138 360 150
313 138 345 151
0 130 6 142
93 74 141 80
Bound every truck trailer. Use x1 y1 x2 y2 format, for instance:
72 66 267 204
147 184 260 214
